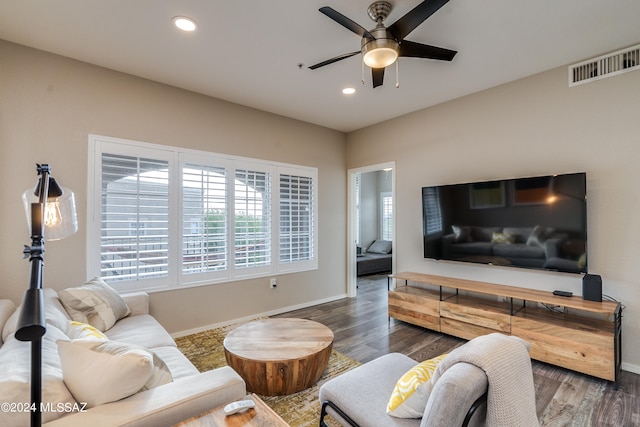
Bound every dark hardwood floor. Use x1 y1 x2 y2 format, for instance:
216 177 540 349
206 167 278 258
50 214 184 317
275 274 640 427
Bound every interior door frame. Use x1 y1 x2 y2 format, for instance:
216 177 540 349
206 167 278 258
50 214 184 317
347 161 396 297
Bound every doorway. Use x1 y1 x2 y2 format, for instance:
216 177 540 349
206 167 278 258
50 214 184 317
347 162 395 297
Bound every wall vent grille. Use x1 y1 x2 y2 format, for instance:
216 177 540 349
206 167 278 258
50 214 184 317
569 44 640 87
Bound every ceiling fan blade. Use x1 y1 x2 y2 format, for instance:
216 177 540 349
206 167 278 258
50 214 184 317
388 0 449 40
308 51 361 70
319 7 375 40
372 67 385 88
399 40 457 61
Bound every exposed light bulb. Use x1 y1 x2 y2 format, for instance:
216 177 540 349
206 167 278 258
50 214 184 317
44 201 62 228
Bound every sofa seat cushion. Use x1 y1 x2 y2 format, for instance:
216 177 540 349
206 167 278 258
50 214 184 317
450 242 494 256
492 243 545 259
0 325 76 426
105 314 176 349
153 346 201 379
320 353 420 427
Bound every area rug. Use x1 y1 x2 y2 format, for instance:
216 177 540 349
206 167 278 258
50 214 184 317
175 320 360 426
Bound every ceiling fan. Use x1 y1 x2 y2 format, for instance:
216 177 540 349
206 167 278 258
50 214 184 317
309 0 457 88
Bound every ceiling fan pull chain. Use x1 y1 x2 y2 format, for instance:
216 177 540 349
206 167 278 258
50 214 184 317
396 60 400 88
361 58 365 85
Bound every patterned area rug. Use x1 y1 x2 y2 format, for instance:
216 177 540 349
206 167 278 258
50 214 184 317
175 320 360 426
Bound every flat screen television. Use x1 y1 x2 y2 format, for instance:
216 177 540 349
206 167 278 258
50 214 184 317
422 172 587 274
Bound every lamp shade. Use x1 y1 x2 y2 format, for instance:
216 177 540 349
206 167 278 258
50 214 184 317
23 182 78 241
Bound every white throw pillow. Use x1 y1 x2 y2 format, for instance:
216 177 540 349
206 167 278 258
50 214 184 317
0 326 77 426
57 339 171 408
58 277 130 332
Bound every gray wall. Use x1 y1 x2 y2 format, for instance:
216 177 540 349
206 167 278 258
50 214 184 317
346 65 640 373
0 40 347 334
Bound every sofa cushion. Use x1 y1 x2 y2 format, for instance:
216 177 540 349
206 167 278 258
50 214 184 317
105 313 177 349
57 339 172 408
387 354 448 418
526 225 555 248
471 227 501 242
58 277 131 332
451 225 471 243
0 325 77 426
3 288 71 343
153 345 201 379
493 243 545 259
367 240 392 254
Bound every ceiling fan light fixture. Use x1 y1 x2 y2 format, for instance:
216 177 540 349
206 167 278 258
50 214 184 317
362 39 399 68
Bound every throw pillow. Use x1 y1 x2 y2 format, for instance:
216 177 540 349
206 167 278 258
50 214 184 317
451 225 471 243
387 353 448 418
66 321 108 341
526 225 553 248
58 277 131 332
491 232 515 244
367 240 392 254
57 339 172 408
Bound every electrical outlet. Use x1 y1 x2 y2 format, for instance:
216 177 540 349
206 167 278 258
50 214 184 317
270 278 277 289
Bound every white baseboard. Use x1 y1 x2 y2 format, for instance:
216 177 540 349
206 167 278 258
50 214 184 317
622 361 640 376
171 293 348 339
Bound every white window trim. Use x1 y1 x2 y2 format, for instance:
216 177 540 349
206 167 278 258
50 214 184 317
87 134 318 293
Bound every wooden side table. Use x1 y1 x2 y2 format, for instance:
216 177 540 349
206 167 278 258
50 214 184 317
223 318 334 396
173 394 288 427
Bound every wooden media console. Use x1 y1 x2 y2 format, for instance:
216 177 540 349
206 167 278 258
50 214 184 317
388 272 622 384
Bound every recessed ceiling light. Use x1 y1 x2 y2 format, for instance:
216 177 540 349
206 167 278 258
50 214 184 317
173 16 198 32
342 87 356 95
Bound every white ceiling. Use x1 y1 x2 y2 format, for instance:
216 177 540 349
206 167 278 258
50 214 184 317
1 1 639 133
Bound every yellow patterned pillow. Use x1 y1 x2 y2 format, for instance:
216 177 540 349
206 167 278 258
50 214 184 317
66 321 108 341
387 354 448 418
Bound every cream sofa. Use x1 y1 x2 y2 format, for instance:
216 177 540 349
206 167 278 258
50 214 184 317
0 287 246 427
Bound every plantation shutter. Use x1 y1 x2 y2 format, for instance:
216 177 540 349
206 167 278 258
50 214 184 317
423 187 443 235
234 169 271 268
280 173 314 263
182 164 228 274
100 153 170 281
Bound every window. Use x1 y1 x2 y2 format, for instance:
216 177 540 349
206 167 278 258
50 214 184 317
422 187 443 235
380 192 393 241
88 135 317 292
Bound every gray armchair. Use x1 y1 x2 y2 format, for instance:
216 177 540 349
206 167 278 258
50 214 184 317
319 333 538 427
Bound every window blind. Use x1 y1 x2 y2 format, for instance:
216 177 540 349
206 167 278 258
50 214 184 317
280 174 314 263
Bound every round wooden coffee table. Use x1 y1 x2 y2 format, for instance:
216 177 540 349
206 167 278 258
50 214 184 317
223 318 334 396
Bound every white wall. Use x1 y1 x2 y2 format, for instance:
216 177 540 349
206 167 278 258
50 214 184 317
0 40 348 334
346 65 640 373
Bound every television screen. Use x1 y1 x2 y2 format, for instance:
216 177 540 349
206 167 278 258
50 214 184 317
422 172 587 274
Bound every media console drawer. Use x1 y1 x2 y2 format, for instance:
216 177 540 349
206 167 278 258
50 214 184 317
512 309 615 381
388 286 440 331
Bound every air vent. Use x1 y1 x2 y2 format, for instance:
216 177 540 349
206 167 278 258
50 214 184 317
569 44 640 87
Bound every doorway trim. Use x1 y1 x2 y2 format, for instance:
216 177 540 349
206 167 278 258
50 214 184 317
347 161 396 297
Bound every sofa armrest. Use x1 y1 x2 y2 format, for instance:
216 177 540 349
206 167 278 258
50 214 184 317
44 366 246 427
121 292 150 316
544 234 568 259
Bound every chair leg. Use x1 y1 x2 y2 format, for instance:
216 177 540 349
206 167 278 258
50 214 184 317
319 401 361 427
462 392 488 427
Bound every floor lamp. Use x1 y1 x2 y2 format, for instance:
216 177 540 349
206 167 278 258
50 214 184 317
15 164 77 427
